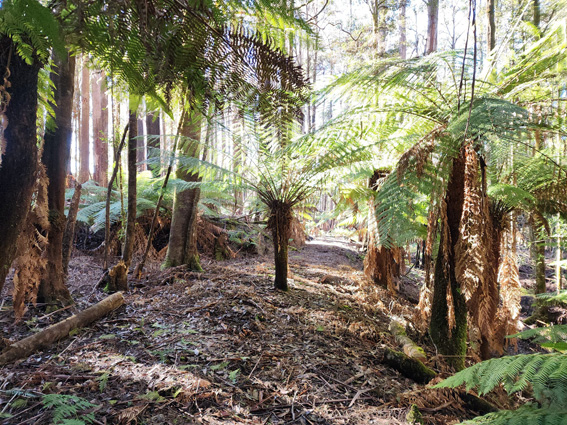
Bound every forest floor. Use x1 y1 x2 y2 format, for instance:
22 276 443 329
0 236 546 425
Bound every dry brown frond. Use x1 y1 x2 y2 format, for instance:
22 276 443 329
396 129 440 183
415 206 439 332
494 243 522 349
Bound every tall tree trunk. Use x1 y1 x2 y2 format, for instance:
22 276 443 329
122 108 138 269
399 0 407 59
270 200 292 291
486 0 496 53
426 0 439 54
92 70 108 187
146 111 161 176
430 153 467 371
37 53 76 306
533 0 540 30
79 61 90 183
164 109 203 271
136 117 145 172
378 1 388 57
0 37 42 294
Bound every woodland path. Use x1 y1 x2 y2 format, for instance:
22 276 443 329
1 237 477 424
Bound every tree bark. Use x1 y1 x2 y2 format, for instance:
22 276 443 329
533 0 540 30
487 0 496 53
270 200 292 291
430 153 468 371
78 61 90 183
426 0 439 54
92 70 108 187
382 348 436 384
399 0 407 59
0 37 42 294
0 292 125 365
121 109 138 269
136 117 145 172
62 183 82 276
146 111 161 176
37 52 76 306
164 109 203 271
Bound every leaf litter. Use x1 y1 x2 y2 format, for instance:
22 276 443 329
0 236 507 424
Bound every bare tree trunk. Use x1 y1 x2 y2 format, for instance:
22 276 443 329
399 0 407 59
62 183 82 276
0 37 42 294
92 70 108 187
122 108 138 269
426 0 439 54
79 61 90 183
487 0 496 53
164 108 203 271
37 53 76 306
146 111 161 176
378 1 388 57
136 117 145 172
103 124 129 270
533 0 540 30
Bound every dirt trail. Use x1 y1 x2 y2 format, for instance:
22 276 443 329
1 237 472 424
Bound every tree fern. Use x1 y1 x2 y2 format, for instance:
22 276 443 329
0 0 64 64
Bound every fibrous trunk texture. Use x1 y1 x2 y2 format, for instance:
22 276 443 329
364 169 401 293
269 200 292 291
164 109 203 271
0 37 42 294
38 53 76 307
430 152 467 371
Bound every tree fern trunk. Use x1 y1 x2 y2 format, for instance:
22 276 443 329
0 37 42 294
430 153 467 371
37 52 75 306
273 211 290 291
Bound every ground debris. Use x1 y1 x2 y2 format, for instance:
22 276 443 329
0 237 494 424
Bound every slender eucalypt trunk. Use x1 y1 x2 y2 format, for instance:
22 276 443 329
429 154 467 371
269 200 292 291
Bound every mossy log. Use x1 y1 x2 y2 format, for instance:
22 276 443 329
0 292 125 365
382 348 436 384
389 320 427 360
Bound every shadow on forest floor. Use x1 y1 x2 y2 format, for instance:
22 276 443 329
0 236 521 424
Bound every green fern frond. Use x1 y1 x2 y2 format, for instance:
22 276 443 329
459 405 567 425
436 353 567 406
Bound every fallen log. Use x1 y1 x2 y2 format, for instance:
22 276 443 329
382 348 436 384
0 292 125 365
389 320 427 360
